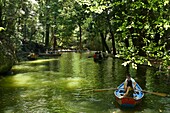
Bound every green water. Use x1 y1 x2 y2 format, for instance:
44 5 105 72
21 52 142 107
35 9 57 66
0 52 170 113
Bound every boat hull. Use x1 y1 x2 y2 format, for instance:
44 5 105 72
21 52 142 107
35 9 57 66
38 53 62 57
114 82 144 108
115 96 142 107
27 54 38 60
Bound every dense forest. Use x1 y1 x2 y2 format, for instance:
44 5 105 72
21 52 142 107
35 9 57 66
0 0 170 74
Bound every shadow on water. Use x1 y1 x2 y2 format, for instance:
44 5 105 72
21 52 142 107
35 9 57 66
0 52 170 113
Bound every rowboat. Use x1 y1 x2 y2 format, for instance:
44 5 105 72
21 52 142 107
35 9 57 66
93 52 108 62
27 53 38 60
114 82 144 108
38 53 62 57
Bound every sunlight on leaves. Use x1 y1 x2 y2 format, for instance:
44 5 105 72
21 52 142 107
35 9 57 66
164 0 169 6
0 27 5 31
148 61 152 66
28 0 38 5
132 63 137 69
122 61 131 66
164 22 170 30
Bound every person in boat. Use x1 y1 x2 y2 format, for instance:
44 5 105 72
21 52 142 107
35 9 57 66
123 74 136 97
27 51 37 60
98 51 103 59
93 52 98 59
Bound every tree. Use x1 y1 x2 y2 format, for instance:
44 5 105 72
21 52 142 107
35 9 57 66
0 0 170 71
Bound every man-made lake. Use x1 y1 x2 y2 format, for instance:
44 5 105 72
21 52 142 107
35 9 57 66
0 52 170 113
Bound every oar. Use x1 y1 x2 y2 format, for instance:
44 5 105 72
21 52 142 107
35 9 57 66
141 90 169 97
93 88 118 92
92 88 169 97
93 88 169 97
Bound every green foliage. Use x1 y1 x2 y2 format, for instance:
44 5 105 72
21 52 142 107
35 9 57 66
0 27 4 31
1 0 170 71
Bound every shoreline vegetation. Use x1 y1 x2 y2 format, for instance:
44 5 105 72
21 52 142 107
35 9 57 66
0 0 170 75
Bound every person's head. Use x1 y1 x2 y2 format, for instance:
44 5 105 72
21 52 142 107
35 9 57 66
126 74 131 80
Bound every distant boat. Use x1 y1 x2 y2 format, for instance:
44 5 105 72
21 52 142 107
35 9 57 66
93 51 108 62
114 82 144 108
38 52 62 57
27 53 38 60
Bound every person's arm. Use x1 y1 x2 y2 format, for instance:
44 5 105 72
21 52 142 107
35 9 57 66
131 78 136 89
133 82 136 90
124 79 127 90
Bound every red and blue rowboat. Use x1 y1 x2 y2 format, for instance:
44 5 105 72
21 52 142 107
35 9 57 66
114 82 144 107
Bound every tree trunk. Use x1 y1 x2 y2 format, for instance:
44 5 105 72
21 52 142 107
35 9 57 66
106 12 116 54
53 37 57 50
51 26 57 50
100 31 110 53
45 0 50 48
132 35 146 56
0 1 2 40
45 23 50 48
53 15 57 50
0 1 2 27
125 38 129 48
23 20 27 40
110 30 116 55
78 23 82 50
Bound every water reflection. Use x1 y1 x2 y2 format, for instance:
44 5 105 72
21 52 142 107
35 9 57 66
0 52 170 113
